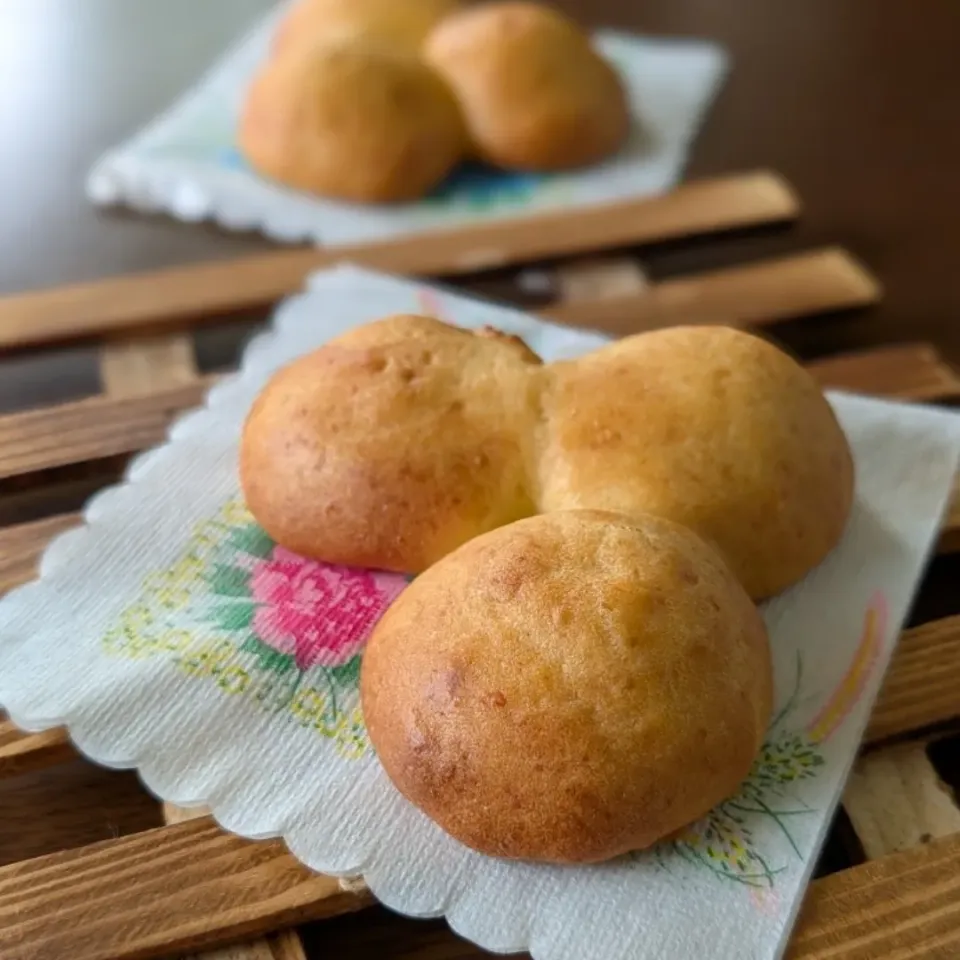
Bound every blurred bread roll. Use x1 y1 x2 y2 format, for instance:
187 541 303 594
238 42 465 202
361 510 773 862
273 0 461 56
424 1 630 170
539 326 855 599
241 315 542 571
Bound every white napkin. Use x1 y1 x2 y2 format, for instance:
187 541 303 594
86 1 728 245
1 266 958 960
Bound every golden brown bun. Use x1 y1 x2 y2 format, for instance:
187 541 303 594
361 510 773 863
538 326 855 599
423 1 630 171
273 0 461 57
241 315 542 571
242 319 853 597
238 42 465 203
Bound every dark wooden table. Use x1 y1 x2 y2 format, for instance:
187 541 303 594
2 1 960 957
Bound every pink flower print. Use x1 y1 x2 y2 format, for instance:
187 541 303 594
249 546 406 670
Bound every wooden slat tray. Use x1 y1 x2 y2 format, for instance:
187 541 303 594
1 174 958 960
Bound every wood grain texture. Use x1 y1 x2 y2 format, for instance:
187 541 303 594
865 616 960 745
0 379 211 481
0 719 75 778
0 342 955 485
162 804 307 960
0 816 372 960
807 342 960 400
844 742 960 859
787 831 960 959
0 808 956 960
0 757 160 867
544 248 881 336
100 334 198 397
0 172 798 349
0 512 82 593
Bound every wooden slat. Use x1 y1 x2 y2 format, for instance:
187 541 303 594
0 804 955 960
0 379 211 481
100 333 198 397
843 742 960 859
0 720 75 778
554 257 649 303
544 248 880 336
0 513 82 593
865 615 960 745
941 487 960 554
809 342 960 401
0 816 371 960
0 172 798 350
163 804 307 960
788 832 960 959
0 342 956 484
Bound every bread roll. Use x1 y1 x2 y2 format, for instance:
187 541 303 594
539 326 855 599
424 1 630 170
242 318 853 597
361 510 773 863
273 0 461 56
238 42 465 203
241 315 542 572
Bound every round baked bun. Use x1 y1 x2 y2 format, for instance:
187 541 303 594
241 315 542 572
361 510 773 863
273 0 461 57
238 42 465 203
423 1 630 171
539 326 855 600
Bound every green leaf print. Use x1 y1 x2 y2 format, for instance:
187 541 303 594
208 563 251 598
227 524 275 560
327 655 361 689
240 633 297 675
208 602 255 633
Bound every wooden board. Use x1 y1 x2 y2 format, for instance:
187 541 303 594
543 247 880 335
0 186 957 960
0 172 799 349
0 816 371 960
0 807 956 960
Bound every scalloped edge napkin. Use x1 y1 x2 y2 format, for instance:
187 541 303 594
86 1 727 245
2 266 959 960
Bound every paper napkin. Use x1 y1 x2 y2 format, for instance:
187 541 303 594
86 2 728 245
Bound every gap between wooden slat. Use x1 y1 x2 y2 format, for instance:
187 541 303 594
0 804 955 960
0 341 956 485
544 247 880 336
0 172 798 350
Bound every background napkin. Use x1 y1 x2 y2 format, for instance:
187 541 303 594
1 266 958 960
86 1 728 245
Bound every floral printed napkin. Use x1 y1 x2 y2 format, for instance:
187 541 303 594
2 266 959 960
86 1 727 244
